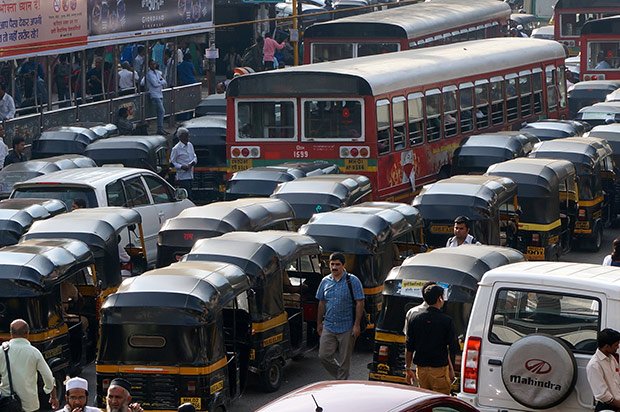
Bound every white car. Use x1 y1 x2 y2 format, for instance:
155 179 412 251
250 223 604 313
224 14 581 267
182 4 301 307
10 167 194 266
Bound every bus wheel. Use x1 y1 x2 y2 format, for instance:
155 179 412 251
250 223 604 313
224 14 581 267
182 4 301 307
259 359 282 393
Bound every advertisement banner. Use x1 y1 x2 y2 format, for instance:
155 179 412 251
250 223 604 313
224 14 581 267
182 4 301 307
0 0 88 58
87 0 213 42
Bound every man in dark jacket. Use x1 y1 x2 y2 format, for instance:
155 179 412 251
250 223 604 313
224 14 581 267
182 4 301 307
4 136 27 166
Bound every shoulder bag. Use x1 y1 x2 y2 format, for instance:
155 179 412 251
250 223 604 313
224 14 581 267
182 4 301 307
0 342 22 412
346 274 368 333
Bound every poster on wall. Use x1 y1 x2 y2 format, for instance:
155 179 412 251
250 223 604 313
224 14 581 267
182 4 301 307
0 0 88 58
87 0 213 43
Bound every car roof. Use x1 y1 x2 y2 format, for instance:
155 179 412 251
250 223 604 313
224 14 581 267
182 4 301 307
256 380 457 412
182 115 227 129
13 167 148 188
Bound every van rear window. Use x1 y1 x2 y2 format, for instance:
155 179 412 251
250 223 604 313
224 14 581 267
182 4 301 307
489 289 600 354
12 186 98 211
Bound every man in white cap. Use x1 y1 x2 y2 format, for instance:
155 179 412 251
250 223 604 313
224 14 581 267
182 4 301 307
57 377 100 412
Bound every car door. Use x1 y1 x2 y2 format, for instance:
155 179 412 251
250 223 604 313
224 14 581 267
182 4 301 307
142 173 193 226
122 175 159 266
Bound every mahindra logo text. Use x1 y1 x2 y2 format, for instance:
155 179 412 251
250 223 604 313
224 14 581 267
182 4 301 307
525 359 552 374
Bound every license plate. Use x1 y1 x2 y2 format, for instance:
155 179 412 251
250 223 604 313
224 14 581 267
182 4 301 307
344 158 368 172
230 158 252 172
430 225 453 234
180 398 201 409
575 221 589 229
526 246 545 260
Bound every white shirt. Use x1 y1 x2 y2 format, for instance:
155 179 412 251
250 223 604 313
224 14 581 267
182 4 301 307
119 244 131 277
586 348 620 404
57 406 101 412
170 141 197 181
403 302 428 334
604 255 612 266
144 69 166 99
0 93 16 120
118 68 138 90
446 233 480 247
0 140 8 169
0 338 55 412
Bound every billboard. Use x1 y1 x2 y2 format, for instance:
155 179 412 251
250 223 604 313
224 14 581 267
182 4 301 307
0 0 88 58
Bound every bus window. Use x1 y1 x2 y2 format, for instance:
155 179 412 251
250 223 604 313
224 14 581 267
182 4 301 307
588 43 620 70
442 86 458 137
312 43 354 63
236 100 296 140
474 81 490 129
532 69 543 114
392 97 407 151
425 90 442 142
407 93 424 146
490 78 504 126
377 100 391 155
303 99 363 141
519 72 532 118
505 75 518 122
459 83 474 133
558 67 567 109
546 66 557 112
357 43 400 58
561 13 596 37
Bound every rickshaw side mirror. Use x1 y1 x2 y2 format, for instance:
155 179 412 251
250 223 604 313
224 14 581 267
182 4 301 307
127 224 136 232
175 188 188 200
247 289 256 298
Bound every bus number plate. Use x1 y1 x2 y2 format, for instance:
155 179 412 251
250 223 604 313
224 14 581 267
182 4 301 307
230 159 252 172
344 159 367 171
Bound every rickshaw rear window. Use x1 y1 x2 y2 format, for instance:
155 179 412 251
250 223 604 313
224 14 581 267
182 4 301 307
12 186 98 211
129 335 166 348
0 297 51 332
380 294 420 332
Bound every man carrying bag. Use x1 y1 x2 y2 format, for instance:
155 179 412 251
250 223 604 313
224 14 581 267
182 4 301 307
0 319 58 412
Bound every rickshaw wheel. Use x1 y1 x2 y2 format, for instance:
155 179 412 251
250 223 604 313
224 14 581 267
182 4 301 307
259 360 282 392
583 224 603 252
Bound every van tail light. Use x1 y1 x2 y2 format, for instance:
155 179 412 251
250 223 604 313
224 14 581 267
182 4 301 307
462 336 481 394
578 208 586 220
531 233 540 245
102 379 111 392
187 380 196 395
378 345 389 363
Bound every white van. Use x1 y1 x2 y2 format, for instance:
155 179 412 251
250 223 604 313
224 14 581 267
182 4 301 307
458 261 619 411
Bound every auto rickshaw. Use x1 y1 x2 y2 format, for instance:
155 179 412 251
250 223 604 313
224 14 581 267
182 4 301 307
520 120 589 141
587 123 620 164
412 175 519 248
575 102 620 127
226 161 339 200
299 202 426 335
156 198 296 267
451 132 539 175
529 136 617 251
183 231 323 392
0 155 97 199
0 238 95 404
22 207 147 303
84 135 169 174
271 174 372 226
97 261 252 411
181 116 227 203
369 245 525 386
568 80 620 118
32 124 116 159
0 198 67 246
486 158 578 260
195 93 226 117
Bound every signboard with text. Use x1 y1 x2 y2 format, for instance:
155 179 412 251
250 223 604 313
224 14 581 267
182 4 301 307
0 0 88 58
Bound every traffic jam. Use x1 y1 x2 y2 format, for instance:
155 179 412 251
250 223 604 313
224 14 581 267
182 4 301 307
1 0 620 411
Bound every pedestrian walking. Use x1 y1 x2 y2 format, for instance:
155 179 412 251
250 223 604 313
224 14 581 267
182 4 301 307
4 136 27 167
446 215 481 247
316 252 364 380
169 127 197 200
0 319 58 412
405 284 459 394
586 328 620 411
0 83 16 120
143 60 167 135
602 237 620 266
106 378 143 412
56 377 100 412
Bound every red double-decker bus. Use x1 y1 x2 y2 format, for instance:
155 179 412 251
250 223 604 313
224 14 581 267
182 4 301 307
226 38 568 202
580 15 620 81
303 0 511 64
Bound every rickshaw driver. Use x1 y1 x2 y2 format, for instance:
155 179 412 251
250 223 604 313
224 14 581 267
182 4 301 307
446 216 481 247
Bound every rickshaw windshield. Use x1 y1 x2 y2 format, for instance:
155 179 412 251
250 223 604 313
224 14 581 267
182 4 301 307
577 173 602 200
0 296 62 332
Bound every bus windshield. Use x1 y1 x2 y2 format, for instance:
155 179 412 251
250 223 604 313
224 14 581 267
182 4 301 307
303 99 363 141
236 100 296 140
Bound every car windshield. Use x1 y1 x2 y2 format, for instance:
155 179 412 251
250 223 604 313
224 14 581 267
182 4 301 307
12 186 98 210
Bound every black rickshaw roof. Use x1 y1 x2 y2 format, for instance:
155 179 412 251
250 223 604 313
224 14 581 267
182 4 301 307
22 207 141 250
102 261 251 321
569 80 620 92
0 238 93 294
385 245 524 299
521 121 581 136
38 126 100 144
0 154 95 175
299 202 421 254
578 102 620 114
182 115 228 130
159 198 295 234
304 0 509 41
486 158 576 196
581 15 620 35
85 135 168 153
0 199 67 246
229 167 297 185
509 13 537 24
529 136 613 168
587 125 620 153
412 175 517 221
453 134 532 166
229 161 338 185
185 231 321 278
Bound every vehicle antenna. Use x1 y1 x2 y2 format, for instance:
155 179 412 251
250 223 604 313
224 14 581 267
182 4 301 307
311 394 323 412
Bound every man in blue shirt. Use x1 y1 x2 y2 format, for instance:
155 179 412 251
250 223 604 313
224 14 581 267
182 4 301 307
316 252 364 379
